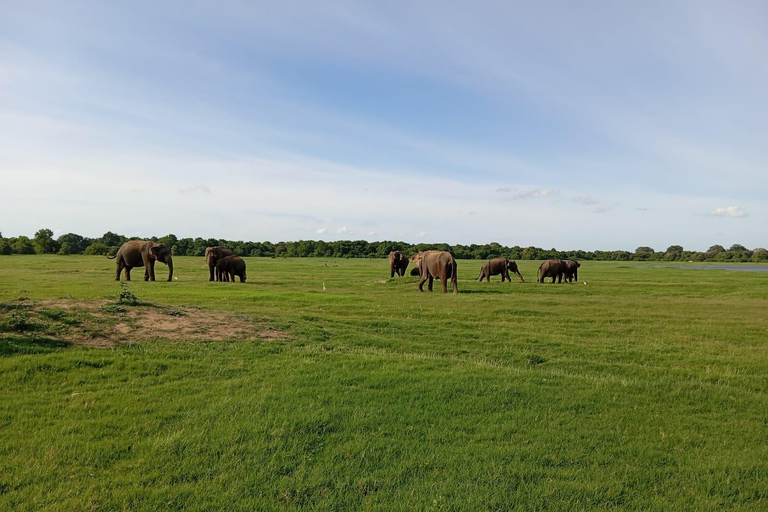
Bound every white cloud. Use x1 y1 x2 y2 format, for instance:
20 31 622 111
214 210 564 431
709 206 747 218
416 231 427 238
316 228 328 234
336 226 352 234
496 186 512 192
367 231 378 236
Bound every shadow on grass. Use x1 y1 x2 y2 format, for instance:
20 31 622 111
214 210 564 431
0 336 71 356
458 289 506 294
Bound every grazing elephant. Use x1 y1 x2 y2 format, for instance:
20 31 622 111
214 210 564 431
476 258 525 283
388 250 409 277
216 255 247 283
410 266 421 277
563 260 581 282
107 240 174 282
412 250 458 294
537 259 566 284
205 246 234 281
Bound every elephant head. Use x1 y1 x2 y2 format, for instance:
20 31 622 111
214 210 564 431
506 259 525 282
149 243 173 280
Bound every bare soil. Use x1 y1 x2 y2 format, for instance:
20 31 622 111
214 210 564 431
1 299 288 348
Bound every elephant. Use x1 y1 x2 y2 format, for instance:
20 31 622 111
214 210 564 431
216 255 247 283
537 259 566 283
476 258 525 283
412 250 458 294
410 266 421 277
388 250 409 277
205 246 234 281
562 260 581 282
107 240 174 282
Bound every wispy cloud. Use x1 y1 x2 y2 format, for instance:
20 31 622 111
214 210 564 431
574 196 599 205
336 226 352 235
316 228 328 234
708 206 747 218
416 231 427 238
501 188 556 201
179 184 211 195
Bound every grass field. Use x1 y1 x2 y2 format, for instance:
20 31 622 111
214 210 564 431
1 255 767 511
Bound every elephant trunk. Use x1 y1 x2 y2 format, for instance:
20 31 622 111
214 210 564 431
517 272 525 283
166 256 174 282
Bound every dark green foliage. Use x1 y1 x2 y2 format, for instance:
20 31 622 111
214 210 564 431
118 284 141 305
4 230 768 261
33 228 59 254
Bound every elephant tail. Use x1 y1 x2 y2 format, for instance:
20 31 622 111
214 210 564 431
106 253 117 259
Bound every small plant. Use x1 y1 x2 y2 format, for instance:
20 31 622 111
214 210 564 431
118 284 141 305
526 354 547 366
99 304 127 314
9 311 33 331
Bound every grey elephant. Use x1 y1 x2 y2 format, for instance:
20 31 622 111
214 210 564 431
562 260 581 282
205 246 234 281
412 250 458 294
410 266 421 277
107 240 174 282
476 258 525 283
537 259 566 283
388 250 409 277
216 255 247 283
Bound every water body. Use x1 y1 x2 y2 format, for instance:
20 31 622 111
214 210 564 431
648 265 768 272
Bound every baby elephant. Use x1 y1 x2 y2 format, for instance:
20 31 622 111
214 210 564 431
476 258 525 283
216 255 247 283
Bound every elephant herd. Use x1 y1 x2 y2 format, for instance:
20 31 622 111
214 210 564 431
389 250 581 293
107 240 578 292
109 241 247 283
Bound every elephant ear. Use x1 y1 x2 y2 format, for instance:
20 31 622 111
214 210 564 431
149 246 158 261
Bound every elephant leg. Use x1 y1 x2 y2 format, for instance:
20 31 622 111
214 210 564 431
428 276 434 292
125 266 132 281
209 265 215 282
418 274 427 292
441 272 448 293
574 270 578 281
390 266 395 278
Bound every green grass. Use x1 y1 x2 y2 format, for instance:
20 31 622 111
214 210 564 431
1 255 767 511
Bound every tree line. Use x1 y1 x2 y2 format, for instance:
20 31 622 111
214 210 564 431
0 229 766 262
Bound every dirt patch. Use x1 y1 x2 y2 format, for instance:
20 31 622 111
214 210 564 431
0 299 288 348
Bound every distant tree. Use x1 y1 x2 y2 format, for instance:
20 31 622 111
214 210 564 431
99 231 125 247
158 234 178 250
56 233 89 254
664 245 683 261
34 228 59 254
751 248 768 262
707 245 725 253
58 242 72 255
0 237 12 255
11 236 36 254
729 244 747 252
632 246 656 261
84 242 111 255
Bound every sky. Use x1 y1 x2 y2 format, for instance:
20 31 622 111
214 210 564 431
1 1 766 251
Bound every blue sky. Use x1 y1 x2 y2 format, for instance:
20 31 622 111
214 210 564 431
1 1 766 250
